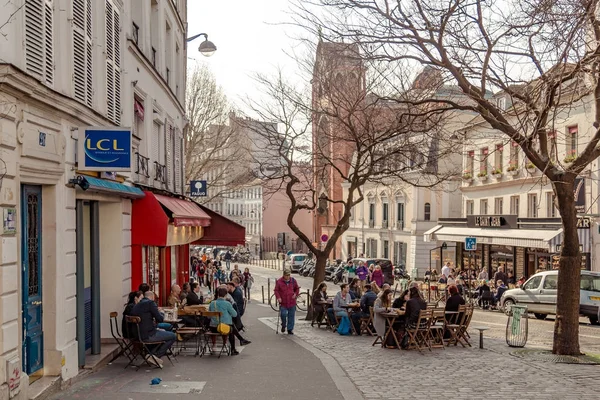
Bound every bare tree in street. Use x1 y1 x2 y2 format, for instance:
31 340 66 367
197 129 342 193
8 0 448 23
293 0 600 354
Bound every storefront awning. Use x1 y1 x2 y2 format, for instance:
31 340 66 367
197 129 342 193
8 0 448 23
132 191 211 247
74 175 145 199
154 193 211 227
424 226 562 250
192 204 246 247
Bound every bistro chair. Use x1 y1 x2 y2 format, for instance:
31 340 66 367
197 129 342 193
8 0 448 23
174 310 204 357
202 311 230 358
124 315 174 369
405 309 433 352
109 311 134 363
428 308 446 349
359 309 374 336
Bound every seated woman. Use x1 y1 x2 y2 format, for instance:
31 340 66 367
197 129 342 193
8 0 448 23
405 286 427 329
444 285 465 326
373 288 394 347
208 287 239 356
311 282 329 327
392 289 409 310
122 291 143 338
349 278 361 301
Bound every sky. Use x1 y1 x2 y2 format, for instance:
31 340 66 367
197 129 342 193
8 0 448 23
186 0 308 112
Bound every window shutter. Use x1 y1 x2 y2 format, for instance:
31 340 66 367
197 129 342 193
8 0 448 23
73 0 92 106
174 130 182 193
152 121 160 163
25 0 53 85
166 125 174 190
105 0 121 124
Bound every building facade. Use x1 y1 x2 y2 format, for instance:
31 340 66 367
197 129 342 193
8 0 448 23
0 0 189 398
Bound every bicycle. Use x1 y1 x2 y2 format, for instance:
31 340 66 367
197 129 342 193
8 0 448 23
269 292 308 312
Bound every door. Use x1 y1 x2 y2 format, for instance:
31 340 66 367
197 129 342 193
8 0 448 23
517 274 543 312
21 185 43 375
539 274 558 314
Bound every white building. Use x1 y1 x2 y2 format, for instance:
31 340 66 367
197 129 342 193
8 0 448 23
0 0 187 398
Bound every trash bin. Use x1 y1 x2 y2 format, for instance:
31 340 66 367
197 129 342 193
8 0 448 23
506 304 528 347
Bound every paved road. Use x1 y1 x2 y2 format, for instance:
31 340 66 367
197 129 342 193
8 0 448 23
50 303 345 400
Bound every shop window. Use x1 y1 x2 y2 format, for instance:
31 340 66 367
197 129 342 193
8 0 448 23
424 203 431 221
546 192 557 217
465 200 474 216
494 197 503 214
527 193 538 218
480 199 488 215
510 195 520 216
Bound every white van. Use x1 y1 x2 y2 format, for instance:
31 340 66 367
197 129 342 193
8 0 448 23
500 270 600 324
285 253 308 272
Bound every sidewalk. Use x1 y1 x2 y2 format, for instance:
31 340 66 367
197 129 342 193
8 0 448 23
48 303 345 400
262 316 599 400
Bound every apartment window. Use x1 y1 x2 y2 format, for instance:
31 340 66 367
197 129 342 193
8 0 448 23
73 0 93 107
497 96 506 110
494 144 503 173
396 202 405 229
494 197 503 214
479 147 488 175
466 200 474 216
393 242 407 266
382 202 389 224
424 203 431 221
369 203 375 225
566 125 578 160
510 195 519 216
527 194 538 218
25 0 54 86
465 150 475 176
508 141 519 171
367 238 378 258
480 199 488 215
105 0 121 124
546 192 557 217
383 240 389 259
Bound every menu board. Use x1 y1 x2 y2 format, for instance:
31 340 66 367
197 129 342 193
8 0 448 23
551 253 590 270
516 247 525 277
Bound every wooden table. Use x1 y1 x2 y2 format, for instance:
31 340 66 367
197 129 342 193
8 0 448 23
380 310 405 349
342 303 361 334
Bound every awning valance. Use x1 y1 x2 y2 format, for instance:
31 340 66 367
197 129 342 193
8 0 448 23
74 175 145 199
154 193 211 227
192 204 245 247
424 226 562 250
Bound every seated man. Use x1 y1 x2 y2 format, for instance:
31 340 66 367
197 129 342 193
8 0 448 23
351 284 377 334
186 282 204 306
131 291 176 367
327 283 352 323
167 284 181 307
494 280 508 306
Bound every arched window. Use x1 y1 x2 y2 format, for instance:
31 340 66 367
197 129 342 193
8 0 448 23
424 203 431 221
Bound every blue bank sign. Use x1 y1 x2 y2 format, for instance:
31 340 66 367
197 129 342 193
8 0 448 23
78 127 132 172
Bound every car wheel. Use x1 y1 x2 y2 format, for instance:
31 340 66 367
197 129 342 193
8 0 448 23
503 299 515 316
534 313 547 320
589 316 599 325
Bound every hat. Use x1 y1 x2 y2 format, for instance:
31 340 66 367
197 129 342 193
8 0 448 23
283 269 291 276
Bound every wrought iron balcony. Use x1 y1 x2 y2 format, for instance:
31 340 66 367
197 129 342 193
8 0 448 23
135 152 150 178
396 220 405 230
382 220 388 229
154 161 167 183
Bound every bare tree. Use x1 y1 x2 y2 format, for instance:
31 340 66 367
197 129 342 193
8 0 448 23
185 65 249 203
293 0 600 355
243 43 470 314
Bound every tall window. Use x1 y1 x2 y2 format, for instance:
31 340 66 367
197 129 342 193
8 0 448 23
480 199 488 215
479 147 488 175
396 202 405 229
393 242 406 266
383 240 389 259
73 0 93 106
382 202 389 223
25 0 54 86
465 150 475 176
494 144 503 173
527 194 538 218
510 195 520 216
465 200 474 216
546 192 557 217
567 125 578 159
105 0 121 124
509 141 519 171
369 203 375 223
424 203 431 221
494 197 503 214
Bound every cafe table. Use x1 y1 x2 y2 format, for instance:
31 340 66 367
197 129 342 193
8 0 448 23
341 303 361 334
380 309 405 349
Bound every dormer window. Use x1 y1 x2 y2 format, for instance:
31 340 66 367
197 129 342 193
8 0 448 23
497 97 506 111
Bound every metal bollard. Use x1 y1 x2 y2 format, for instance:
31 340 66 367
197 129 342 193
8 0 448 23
267 278 271 299
262 286 265 304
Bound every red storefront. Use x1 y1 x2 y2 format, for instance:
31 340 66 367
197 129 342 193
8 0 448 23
192 204 246 247
131 191 211 305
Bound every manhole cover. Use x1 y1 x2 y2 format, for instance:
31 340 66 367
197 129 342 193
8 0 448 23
119 380 206 394
511 349 600 365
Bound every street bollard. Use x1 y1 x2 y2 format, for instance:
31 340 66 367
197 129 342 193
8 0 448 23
267 278 271 300
262 286 265 304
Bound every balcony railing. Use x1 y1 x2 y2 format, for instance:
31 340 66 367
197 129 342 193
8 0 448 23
368 220 374 228
135 152 150 178
382 220 388 229
396 220 405 230
154 161 167 183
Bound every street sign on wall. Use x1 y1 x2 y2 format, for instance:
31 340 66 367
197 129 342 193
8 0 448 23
321 234 329 242
190 180 207 197
77 127 132 171
465 237 477 251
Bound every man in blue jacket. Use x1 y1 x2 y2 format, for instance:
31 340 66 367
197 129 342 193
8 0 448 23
351 284 377 334
131 291 176 367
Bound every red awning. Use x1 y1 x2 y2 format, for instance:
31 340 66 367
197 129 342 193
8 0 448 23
192 204 246 247
154 193 211 227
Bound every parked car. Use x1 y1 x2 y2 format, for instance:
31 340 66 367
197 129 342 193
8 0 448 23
500 270 600 324
351 258 394 285
285 253 308 272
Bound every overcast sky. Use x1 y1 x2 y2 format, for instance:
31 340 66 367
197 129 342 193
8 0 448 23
187 1 307 112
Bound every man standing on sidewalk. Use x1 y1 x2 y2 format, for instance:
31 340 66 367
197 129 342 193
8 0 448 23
224 249 232 271
274 270 300 334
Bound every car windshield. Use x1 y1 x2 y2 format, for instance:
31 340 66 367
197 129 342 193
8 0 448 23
580 275 600 293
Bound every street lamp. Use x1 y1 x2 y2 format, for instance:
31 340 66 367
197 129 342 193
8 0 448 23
186 33 217 57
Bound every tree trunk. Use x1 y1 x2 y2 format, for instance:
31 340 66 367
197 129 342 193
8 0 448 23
305 254 328 321
552 181 581 355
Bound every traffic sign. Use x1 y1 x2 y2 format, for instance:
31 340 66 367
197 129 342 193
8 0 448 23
190 180 207 197
465 237 477 251
320 234 329 242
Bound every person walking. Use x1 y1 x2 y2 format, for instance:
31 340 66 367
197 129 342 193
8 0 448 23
224 249 232 271
274 270 300 334
243 267 254 301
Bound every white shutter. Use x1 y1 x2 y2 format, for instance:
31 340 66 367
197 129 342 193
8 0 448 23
73 0 92 106
174 129 182 193
25 0 53 85
152 121 160 163
166 125 174 190
105 0 121 124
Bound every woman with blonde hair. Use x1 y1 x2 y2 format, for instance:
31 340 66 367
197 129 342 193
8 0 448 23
371 281 381 294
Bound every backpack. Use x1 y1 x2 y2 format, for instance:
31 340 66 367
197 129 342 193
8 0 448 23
337 315 351 335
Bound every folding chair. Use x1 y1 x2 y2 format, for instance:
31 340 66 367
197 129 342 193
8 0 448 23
359 309 374 336
370 307 384 347
446 305 467 347
202 311 230 358
406 309 433 352
174 311 204 356
428 308 446 350
109 311 134 363
125 316 175 369
454 305 474 347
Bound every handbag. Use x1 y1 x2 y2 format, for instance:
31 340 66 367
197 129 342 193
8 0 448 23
213 301 231 335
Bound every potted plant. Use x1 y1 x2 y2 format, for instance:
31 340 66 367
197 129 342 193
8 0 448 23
564 149 577 164
507 161 519 176
526 161 537 172
477 171 488 181
492 167 503 178
462 170 473 182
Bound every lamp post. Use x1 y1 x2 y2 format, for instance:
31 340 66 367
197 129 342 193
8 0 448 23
186 33 217 57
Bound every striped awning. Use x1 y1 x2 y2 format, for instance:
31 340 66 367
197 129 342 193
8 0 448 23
549 228 591 253
424 226 562 250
